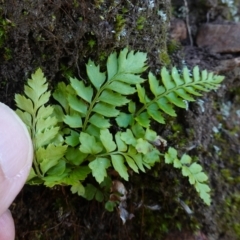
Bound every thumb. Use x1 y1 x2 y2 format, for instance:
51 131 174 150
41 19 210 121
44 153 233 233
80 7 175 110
0 210 15 240
0 102 33 216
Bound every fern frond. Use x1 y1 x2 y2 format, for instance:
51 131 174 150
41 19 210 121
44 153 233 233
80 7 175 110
165 147 211 205
15 68 67 181
15 50 222 207
53 48 147 132
136 66 224 125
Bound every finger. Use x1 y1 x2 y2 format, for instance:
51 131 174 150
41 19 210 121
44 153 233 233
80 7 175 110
0 102 33 216
0 210 15 240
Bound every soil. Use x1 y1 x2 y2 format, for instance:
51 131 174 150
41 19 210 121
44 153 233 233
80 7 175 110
1 0 240 239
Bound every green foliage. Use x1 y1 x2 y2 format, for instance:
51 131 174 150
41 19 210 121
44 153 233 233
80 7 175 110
15 69 90 193
15 48 224 209
135 66 224 126
165 147 211 205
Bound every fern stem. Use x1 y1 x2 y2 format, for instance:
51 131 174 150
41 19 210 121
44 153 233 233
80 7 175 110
82 85 106 130
33 155 43 177
135 80 214 116
82 75 119 130
32 112 43 178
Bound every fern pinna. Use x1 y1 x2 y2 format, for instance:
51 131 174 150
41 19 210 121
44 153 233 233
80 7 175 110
15 48 224 206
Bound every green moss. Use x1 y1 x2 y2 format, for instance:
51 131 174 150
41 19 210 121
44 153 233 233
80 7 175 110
136 16 146 30
98 51 107 62
114 14 126 39
73 0 79 8
159 50 171 66
94 0 105 8
167 39 181 54
220 193 240 238
3 47 12 60
88 39 96 49
0 16 15 47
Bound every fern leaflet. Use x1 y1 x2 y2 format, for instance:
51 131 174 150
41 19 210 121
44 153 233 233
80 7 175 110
165 147 211 205
134 66 224 126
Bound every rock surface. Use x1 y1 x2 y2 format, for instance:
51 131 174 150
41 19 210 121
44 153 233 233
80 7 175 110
197 23 240 53
170 18 187 41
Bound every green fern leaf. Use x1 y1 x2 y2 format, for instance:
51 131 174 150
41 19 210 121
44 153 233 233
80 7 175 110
117 48 148 73
131 123 145 138
71 182 85 196
171 67 184 85
89 114 111 128
156 97 176 116
69 166 91 181
98 90 129 106
135 112 151 128
125 155 139 173
115 132 127 152
38 144 67 175
92 102 119 117
130 150 145 172
183 67 192 83
114 73 145 84
89 157 111 183
136 84 147 104
136 66 224 126
36 119 58 136
85 124 100 138
53 82 71 112
15 95 34 115
165 147 178 164
38 105 55 119
193 66 200 82
111 154 129 181
65 130 80 147
166 92 186 108
164 147 211 205
136 138 152 154
147 103 165 124
180 154 192 164
68 94 88 115
161 67 175 90
195 182 211 205
15 109 32 129
65 147 87 165
35 127 59 148
121 129 137 145
63 113 82 128
86 60 106 89
79 132 103 154
100 129 116 152
143 149 160 167
116 112 133 127
15 68 68 183
107 81 136 95
70 77 93 103
107 51 118 80
128 102 136 113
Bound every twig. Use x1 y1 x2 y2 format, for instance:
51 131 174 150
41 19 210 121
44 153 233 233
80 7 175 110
183 0 193 46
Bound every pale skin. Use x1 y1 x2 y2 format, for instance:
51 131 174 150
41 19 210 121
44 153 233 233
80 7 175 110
0 103 33 239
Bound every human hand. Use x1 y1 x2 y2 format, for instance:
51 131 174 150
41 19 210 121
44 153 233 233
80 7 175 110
0 103 33 239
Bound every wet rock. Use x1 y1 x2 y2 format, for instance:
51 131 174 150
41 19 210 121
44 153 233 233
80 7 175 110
170 18 187 41
214 57 240 73
197 23 240 53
